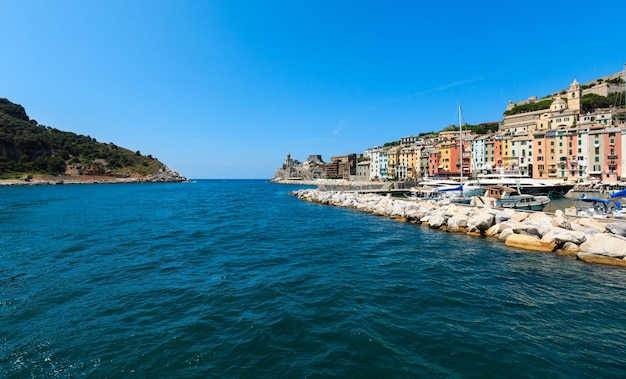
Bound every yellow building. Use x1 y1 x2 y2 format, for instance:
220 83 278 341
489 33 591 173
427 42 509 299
387 146 400 179
399 146 417 179
437 141 453 175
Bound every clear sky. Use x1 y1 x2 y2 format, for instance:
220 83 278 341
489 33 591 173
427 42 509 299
1 0 625 179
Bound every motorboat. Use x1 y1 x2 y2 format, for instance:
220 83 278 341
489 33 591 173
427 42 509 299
405 186 443 201
404 184 471 204
475 185 550 211
564 195 626 219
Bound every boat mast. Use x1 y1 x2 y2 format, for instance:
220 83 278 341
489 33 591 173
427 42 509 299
459 103 463 183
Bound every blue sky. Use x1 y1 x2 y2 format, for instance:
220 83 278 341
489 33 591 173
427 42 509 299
1 0 625 179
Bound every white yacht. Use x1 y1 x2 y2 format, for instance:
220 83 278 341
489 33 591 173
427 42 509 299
463 172 575 198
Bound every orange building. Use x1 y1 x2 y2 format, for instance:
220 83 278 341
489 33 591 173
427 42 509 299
494 136 503 170
532 131 547 178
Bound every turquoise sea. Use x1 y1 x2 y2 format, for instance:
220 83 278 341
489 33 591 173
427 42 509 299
1 179 625 378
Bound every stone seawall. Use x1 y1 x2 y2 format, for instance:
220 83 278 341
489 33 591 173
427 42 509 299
290 189 626 268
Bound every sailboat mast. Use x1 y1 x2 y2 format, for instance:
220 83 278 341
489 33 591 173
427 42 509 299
459 103 463 182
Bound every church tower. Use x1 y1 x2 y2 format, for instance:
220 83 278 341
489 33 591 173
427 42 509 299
567 78 582 113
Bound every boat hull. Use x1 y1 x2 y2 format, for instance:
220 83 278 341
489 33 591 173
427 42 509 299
496 198 550 211
465 181 573 198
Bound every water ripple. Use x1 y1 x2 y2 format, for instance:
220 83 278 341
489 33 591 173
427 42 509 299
1 181 626 377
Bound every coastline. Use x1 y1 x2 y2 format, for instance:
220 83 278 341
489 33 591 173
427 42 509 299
0 174 190 186
290 188 626 268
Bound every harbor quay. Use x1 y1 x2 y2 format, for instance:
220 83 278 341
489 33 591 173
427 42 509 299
290 188 626 268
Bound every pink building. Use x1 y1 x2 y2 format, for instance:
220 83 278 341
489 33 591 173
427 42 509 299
603 127 622 181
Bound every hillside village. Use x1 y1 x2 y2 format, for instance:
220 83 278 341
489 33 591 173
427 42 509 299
274 70 626 184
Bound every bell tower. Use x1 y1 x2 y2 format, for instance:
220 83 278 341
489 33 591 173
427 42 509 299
567 78 582 113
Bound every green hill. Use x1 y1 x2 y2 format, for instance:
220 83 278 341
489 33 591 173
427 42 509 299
0 98 186 181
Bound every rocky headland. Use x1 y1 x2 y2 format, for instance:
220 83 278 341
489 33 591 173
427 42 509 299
0 165 189 186
290 188 626 268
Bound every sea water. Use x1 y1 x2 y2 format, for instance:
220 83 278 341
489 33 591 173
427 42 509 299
1 180 625 378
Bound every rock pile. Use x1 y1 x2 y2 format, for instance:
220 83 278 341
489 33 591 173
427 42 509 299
149 165 190 183
290 189 626 268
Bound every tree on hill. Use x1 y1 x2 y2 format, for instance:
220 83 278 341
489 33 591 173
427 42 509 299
0 97 167 178
582 92 625 112
503 99 554 116
441 122 499 134
383 141 400 147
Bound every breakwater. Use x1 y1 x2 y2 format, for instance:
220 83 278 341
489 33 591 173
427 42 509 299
291 188 626 268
